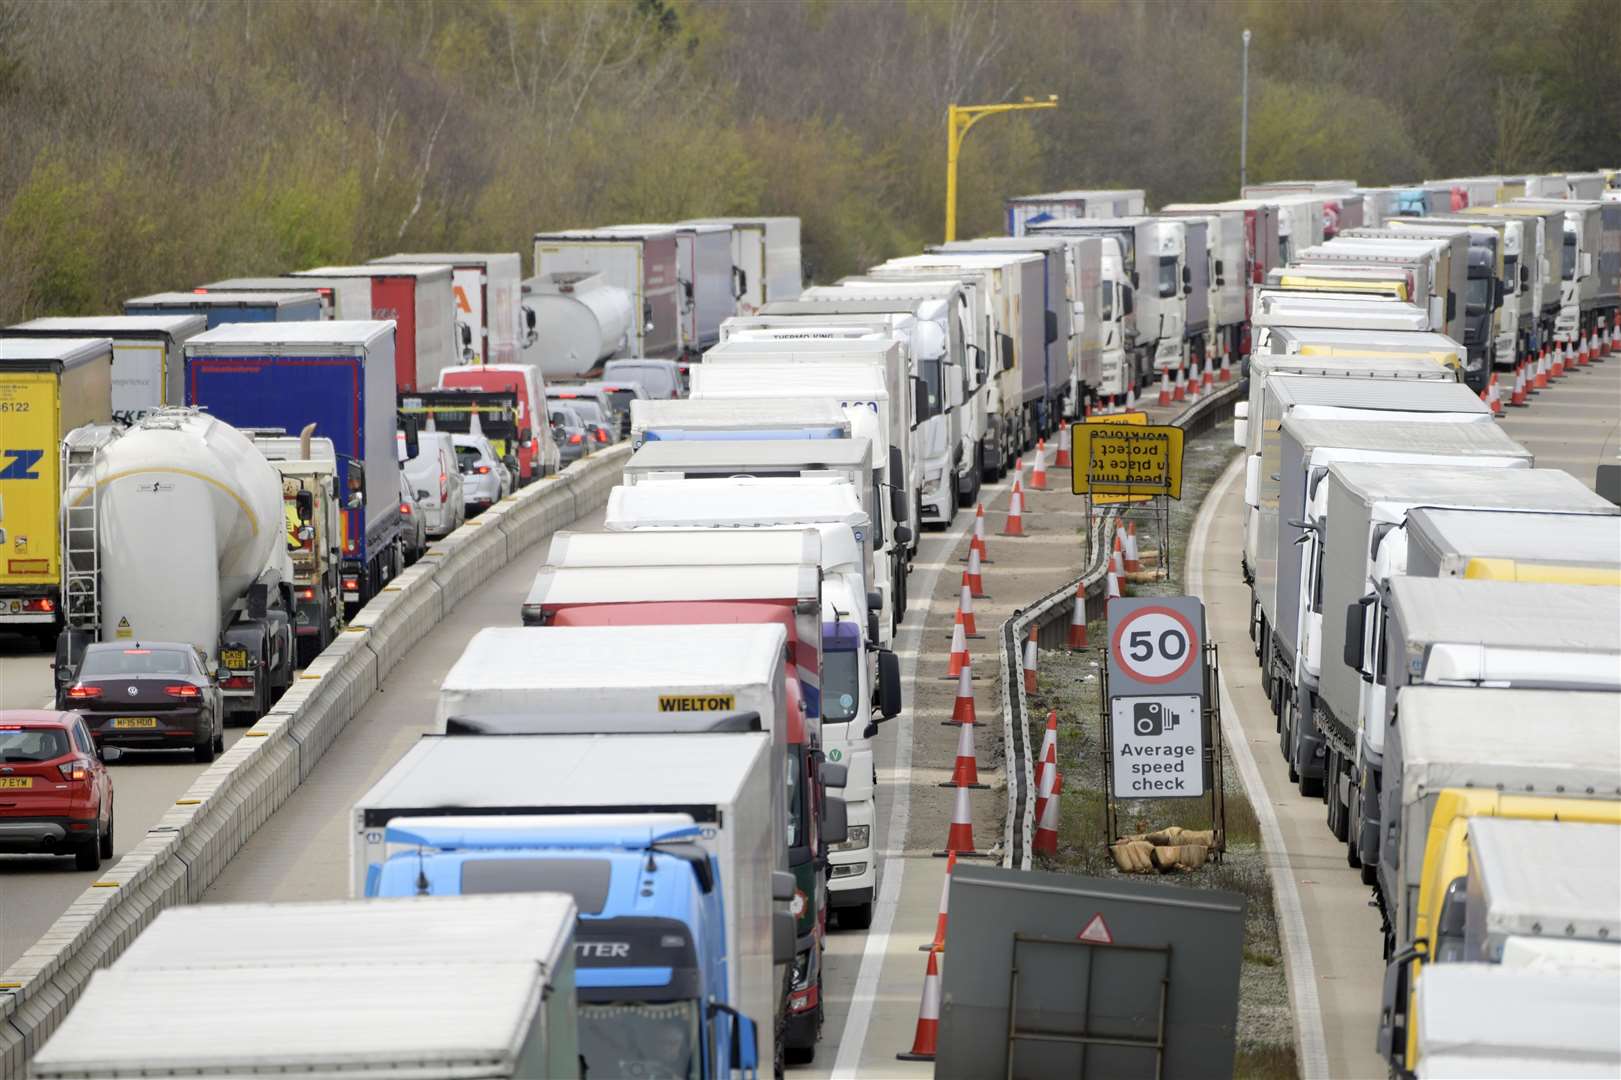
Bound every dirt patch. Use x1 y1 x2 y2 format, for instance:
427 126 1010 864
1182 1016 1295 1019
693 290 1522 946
1026 420 1298 1076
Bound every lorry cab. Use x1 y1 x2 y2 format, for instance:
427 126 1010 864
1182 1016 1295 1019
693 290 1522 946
244 430 344 666
439 363 558 483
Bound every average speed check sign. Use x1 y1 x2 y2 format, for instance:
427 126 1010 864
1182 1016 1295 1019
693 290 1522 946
1106 596 1205 699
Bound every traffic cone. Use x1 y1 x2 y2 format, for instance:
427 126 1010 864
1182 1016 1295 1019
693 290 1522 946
1185 363 1201 403
896 951 942 1061
944 610 969 679
1111 532 1128 576
1156 370 1172 407
969 504 990 563
921 851 956 952
1576 333 1589 367
935 782 985 857
1172 366 1187 402
942 714 987 789
1059 422 1073 467
1109 548 1128 597
1202 354 1215 389
1126 383 1139 411
1608 317 1619 357
1124 522 1141 572
1105 555 1123 599
1067 581 1090 649
1510 362 1527 407
1001 487 1025 537
1083 398 1094 419
1032 769 1061 856
1034 723 1060 827
965 545 987 598
1534 347 1549 389
1030 442 1048 490
948 665 977 725
1219 343 1232 382
1487 373 1502 416
1552 341 1566 379
1022 625 1040 694
957 573 979 637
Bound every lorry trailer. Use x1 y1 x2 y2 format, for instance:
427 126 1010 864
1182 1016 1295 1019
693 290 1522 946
294 264 459 392
534 227 682 359
5 315 203 424
369 252 529 366
124 289 323 329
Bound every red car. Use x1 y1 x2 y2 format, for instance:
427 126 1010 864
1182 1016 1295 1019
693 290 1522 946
0 710 117 870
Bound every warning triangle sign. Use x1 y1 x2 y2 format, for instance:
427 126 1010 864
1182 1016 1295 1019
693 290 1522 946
1077 912 1113 945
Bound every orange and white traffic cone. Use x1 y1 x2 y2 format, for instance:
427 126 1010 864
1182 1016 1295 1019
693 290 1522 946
1534 347 1549 389
1032 768 1061 856
1576 333 1589 367
1202 354 1215 390
1124 521 1141 572
1608 317 1619 357
1112 532 1128 576
1067 581 1090 649
944 610 970 679
921 851 957 952
1022 625 1040 694
965 545 987 598
948 665 977 726
936 782 986 857
1126 383 1139 411
1219 342 1232 382
1156 370 1172 407
968 504 991 563
1001 487 1026 537
1552 341 1566 378
897 951 943 1061
958 572 979 637
1488 373 1502 416
1105 555 1123 600
1109 548 1128 597
1033 711 1058 819
942 713 986 789
1510 362 1527 407
1031 441 1048 490
1056 422 1072 467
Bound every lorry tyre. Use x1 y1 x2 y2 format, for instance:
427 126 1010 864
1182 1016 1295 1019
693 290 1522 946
839 901 874 931
1296 758 1321 798
1360 860 1377 888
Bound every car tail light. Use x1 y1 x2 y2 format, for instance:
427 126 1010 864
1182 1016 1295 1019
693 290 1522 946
342 576 360 593
440 471 448 501
594 430 608 443
400 501 413 515
23 598 54 613
65 685 102 701
220 675 254 690
476 465 491 474
568 433 582 445
164 684 201 699
58 759 90 782
298 587 315 601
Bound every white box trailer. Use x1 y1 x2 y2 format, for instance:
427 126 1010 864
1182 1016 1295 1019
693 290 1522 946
1004 189 1145 235
630 396 850 449
669 222 735 354
1257 326 1468 378
201 276 362 320
1462 818 1620 963
1410 962 1621 1079
1380 686 1621 950
294 264 458 392
1251 293 1435 341
1404 507 1621 581
534 227 681 359
370 252 526 365
351 732 775 1072
1298 235 1468 352
5 315 203 423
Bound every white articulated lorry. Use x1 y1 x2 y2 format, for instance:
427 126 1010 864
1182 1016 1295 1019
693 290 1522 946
1307 465 1618 873
726 296 966 523
33 894 583 1079
604 476 903 925
55 408 296 724
681 216 803 314
1259 415 1529 792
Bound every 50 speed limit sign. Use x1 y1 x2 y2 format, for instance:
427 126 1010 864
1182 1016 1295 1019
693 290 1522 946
1106 597 1206 698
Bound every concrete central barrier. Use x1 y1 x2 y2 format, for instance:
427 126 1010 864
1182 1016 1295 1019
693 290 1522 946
0 444 629 1077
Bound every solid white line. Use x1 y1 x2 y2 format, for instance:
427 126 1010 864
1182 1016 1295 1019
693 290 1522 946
1187 455 1330 1080
829 491 984 1079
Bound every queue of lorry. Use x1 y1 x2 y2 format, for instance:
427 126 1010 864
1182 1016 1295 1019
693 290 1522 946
1226 170 1621 1078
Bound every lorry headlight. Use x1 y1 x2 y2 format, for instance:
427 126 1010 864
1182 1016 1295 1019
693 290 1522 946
831 825 870 852
831 862 867 878
791 950 811 990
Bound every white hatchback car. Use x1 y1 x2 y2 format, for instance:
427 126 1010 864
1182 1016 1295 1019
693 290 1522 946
397 431 464 538
453 433 510 514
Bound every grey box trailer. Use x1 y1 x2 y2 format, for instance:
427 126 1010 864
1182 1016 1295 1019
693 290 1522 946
534 227 682 359
201 276 366 319
1004 189 1146 235
1404 507 1621 580
1378 686 1621 952
5 314 204 423
1265 417 1531 787
1462 818 1621 963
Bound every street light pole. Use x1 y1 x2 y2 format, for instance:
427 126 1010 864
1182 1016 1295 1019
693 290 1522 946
1240 29 1251 191
945 96 1059 242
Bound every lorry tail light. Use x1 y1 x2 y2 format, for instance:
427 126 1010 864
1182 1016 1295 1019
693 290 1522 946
65 685 102 701
219 675 254 690
476 465 491 474
298 587 315 601
399 502 413 515
342 576 360 593
58 759 91 782
23 598 54 613
164 684 201 699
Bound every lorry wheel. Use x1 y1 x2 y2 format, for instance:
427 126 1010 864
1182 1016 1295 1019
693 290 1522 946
839 902 874 931
1296 761 1321 798
1360 861 1377 888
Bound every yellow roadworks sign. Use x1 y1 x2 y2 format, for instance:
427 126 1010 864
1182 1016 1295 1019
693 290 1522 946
659 694 736 712
1074 423 1185 499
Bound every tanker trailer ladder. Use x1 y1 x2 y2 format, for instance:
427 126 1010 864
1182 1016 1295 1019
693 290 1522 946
999 380 1241 866
60 429 115 636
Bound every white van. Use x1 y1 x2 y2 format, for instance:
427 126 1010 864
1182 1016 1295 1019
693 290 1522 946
397 430 465 538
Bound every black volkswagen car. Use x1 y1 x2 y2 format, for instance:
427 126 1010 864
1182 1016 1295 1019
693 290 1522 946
61 643 224 763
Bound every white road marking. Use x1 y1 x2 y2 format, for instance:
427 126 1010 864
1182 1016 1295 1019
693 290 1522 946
1186 454 1330 1080
830 497 982 1079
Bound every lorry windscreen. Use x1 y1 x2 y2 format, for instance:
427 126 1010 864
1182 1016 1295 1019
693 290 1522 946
821 644 860 722
1157 257 1179 299
1562 233 1577 281
578 1002 700 1080
1465 275 1491 313
786 745 804 850
919 357 943 418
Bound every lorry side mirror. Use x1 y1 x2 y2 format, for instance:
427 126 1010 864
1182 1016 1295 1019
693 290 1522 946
822 796 849 846
399 418 421 461
1519 263 1529 290
732 265 747 300
773 911 796 965
878 648 901 719
295 491 314 522
1214 258 1226 285
1494 279 1504 306
1182 264 1192 289
912 377 930 428
820 762 848 789
893 524 913 545
968 343 988 382
247 583 269 621
1345 596 1375 679
708 1002 759 1073
999 334 1015 371
1446 292 1457 322
867 590 882 613
1044 310 1058 345
772 870 796 902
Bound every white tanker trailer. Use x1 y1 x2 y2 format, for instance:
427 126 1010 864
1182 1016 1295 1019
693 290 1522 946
521 271 634 379
55 408 296 723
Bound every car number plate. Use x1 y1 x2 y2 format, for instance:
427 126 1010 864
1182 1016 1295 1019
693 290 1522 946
220 649 249 670
113 717 159 729
0 777 34 788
